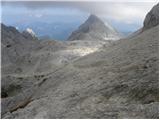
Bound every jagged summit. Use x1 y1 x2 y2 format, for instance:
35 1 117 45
25 28 36 37
68 14 121 41
85 14 104 25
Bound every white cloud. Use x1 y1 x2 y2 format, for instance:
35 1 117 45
35 13 43 18
2 1 158 25
74 2 158 24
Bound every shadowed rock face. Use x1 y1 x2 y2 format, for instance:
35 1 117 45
143 3 159 30
68 14 121 41
1 24 39 65
126 3 159 38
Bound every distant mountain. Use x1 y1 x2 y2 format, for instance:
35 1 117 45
23 28 36 37
12 21 81 40
68 14 121 41
39 35 52 41
22 28 37 40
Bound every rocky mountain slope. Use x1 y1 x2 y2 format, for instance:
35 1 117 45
1 24 39 66
68 14 121 41
1 4 159 119
128 3 159 38
1 23 108 105
143 3 159 30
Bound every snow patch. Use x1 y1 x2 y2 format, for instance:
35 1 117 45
26 28 36 37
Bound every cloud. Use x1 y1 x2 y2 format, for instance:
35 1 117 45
1 1 158 27
35 13 43 18
96 3 153 23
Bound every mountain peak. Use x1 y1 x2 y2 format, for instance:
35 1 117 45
89 14 97 18
22 28 37 39
68 14 121 41
24 28 36 37
86 14 103 24
88 14 100 20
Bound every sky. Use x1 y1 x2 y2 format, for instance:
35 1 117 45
1 0 159 39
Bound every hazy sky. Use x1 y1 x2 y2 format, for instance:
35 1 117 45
1 1 158 33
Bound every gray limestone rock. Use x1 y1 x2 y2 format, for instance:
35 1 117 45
143 4 159 30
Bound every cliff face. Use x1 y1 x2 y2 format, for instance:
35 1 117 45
143 4 159 30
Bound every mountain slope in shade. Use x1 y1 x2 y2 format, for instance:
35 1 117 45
143 3 159 30
127 3 159 39
1 24 39 65
68 14 121 41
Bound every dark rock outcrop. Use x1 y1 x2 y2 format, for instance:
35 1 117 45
143 3 159 30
